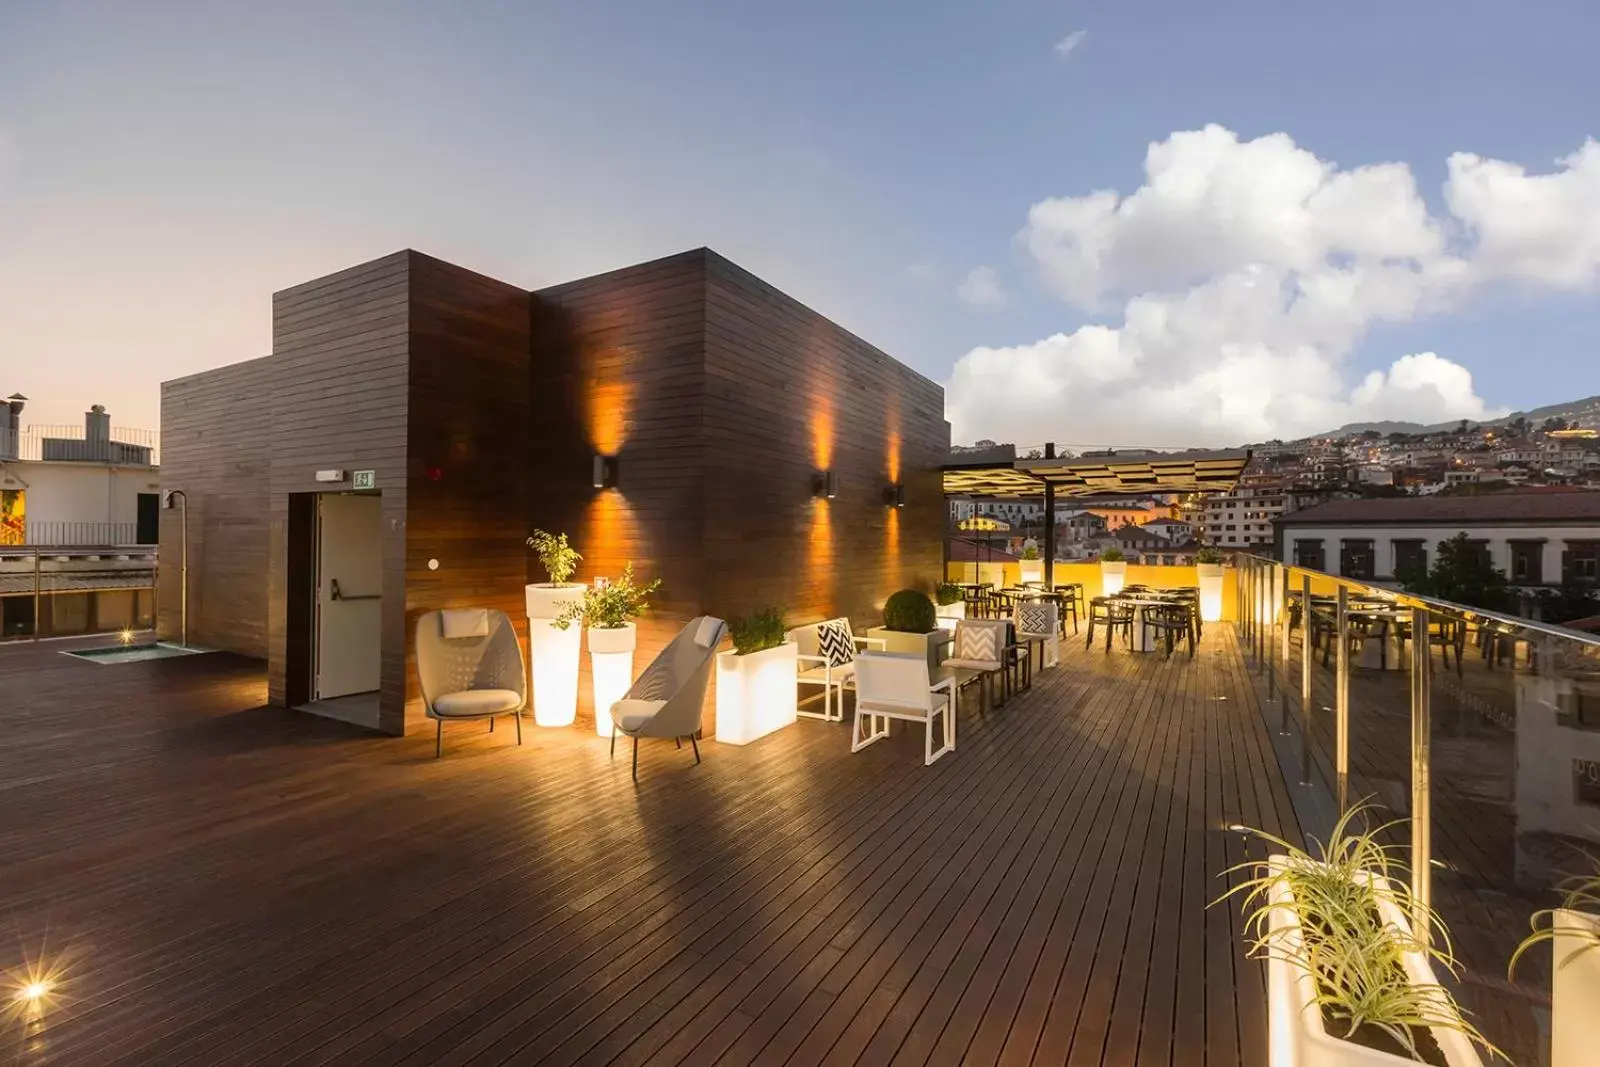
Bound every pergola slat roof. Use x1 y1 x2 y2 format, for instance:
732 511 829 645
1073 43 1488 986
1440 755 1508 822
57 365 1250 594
943 448 1252 499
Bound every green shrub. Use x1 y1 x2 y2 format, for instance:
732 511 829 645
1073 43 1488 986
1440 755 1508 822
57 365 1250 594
1196 546 1223 565
934 581 963 606
1100 547 1125 563
728 608 787 655
1021 544 1040 560
526 529 581 585
555 563 660 630
883 589 937 633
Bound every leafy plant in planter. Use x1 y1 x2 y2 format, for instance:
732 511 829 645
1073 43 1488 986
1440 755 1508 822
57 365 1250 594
935 582 964 607
1197 546 1224 565
1217 803 1503 1064
555 564 661 630
883 589 937 634
1100 547 1125 563
1021 544 1041 561
1509 856 1600 976
727 608 787 656
526 529 581 585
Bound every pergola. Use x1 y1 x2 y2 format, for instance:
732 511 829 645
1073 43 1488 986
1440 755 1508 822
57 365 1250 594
942 443 1253 582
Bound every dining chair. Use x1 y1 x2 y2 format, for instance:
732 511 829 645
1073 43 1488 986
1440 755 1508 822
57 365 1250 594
1086 597 1135 652
1141 603 1194 658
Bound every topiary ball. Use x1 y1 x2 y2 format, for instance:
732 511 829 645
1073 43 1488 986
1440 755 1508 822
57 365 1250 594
883 589 937 633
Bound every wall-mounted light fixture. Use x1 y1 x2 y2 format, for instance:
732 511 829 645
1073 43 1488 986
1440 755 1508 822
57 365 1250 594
592 454 618 490
812 470 836 500
884 483 905 508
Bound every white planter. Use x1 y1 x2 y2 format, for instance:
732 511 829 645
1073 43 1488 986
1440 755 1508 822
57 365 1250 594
866 627 948 673
935 599 966 632
1100 560 1127 597
525 582 586 727
715 642 798 746
1198 563 1224 623
588 622 637 738
1552 909 1600 1067
1265 856 1484 1067
1019 558 1044 584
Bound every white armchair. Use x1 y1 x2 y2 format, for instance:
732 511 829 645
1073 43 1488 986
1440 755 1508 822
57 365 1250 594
850 651 955 765
785 617 885 722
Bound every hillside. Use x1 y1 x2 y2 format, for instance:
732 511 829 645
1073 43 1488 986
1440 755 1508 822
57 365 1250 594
1318 392 1600 438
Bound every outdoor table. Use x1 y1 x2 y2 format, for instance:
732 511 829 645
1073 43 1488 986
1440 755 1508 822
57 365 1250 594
1114 596 1173 653
933 664 984 711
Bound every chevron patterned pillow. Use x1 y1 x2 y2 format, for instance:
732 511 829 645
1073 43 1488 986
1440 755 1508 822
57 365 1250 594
816 619 855 667
956 623 999 662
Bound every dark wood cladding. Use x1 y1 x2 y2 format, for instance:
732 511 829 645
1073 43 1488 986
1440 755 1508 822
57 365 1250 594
163 245 946 738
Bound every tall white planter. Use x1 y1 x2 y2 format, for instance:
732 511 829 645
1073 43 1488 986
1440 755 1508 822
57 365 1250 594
715 642 797 745
525 583 586 727
1197 562 1224 623
935 599 966 632
588 622 637 738
1100 560 1127 597
1019 558 1044 584
1265 857 1484 1067
1552 909 1600 1067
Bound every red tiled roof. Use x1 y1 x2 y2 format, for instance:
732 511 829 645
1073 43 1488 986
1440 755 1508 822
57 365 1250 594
1278 490 1600 525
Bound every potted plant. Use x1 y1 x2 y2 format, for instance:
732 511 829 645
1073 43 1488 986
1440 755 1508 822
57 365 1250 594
935 581 966 626
1509 860 1600 1067
866 589 948 672
1019 543 1044 584
1196 545 1225 623
524 530 586 726
1220 804 1500 1065
557 563 661 738
715 607 797 746
1100 547 1127 596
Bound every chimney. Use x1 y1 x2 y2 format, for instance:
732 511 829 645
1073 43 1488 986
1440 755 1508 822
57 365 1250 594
0 393 23 461
86 403 110 444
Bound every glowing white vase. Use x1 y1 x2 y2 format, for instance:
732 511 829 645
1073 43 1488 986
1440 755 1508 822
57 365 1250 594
1552 909 1600 1067
715 642 797 745
1100 560 1126 597
525 583 585 727
1019 558 1044 584
588 622 636 738
1197 563 1224 623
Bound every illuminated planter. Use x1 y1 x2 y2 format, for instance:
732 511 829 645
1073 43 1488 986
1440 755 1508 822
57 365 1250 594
1197 563 1224 623
588 622 636 738
1265 857 1485 1067
1552 909 1600 1067
1019 558 1043 584
1100 560 1127 597
525 583 586 727
715 642 797 745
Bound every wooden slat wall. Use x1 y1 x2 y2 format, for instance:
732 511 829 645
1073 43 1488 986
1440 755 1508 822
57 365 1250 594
402 253 532 733
157 355 276 655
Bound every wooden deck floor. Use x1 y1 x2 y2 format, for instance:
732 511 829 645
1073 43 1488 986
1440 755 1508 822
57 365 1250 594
1 625 1299 1066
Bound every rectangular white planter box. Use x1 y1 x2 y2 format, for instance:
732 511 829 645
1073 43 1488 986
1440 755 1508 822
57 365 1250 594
1019 558 1044 584
1197 563 1224 623
1100 560 1127 597
866 627 949 673
715 642 797 745
1552 908 1600 1067
1265 856 1484 1067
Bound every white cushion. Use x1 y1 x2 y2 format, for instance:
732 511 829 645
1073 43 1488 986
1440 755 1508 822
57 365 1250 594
798 661 855 683
613 698 668 733
943 657 1001 672
433 688 521 716
440 608 490 639
693 617 722 649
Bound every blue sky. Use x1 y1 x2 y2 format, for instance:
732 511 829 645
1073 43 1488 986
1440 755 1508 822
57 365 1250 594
2 1 1596 442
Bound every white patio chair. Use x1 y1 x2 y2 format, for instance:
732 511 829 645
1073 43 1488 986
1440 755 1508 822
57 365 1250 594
415 608 526 758
787 617 886 722
850 652 955 766
1015 601 1060 669
609 616 726 780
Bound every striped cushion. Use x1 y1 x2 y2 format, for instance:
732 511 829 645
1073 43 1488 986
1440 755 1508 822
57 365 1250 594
817 619 855 668
955 623 999 662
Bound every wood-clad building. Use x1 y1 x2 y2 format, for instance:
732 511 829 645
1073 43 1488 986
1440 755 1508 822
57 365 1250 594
159 248 947 736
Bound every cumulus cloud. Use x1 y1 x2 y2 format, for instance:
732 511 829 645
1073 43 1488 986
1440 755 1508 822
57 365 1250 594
1053 30 1087 58
957 265 1007 308
948 125 1600 446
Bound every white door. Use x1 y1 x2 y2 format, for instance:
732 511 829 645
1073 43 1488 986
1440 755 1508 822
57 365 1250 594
315 494 382 699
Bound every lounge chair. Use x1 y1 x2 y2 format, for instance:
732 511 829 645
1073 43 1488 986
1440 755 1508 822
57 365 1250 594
415 608 526 758
609 616 727 780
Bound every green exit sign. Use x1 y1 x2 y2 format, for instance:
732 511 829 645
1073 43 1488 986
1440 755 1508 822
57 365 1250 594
352 469 376 490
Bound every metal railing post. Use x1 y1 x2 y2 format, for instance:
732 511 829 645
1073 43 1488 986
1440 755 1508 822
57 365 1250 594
31 546 41 641
1335 585 1350 813
1278 564 1292 732
1245 559 1256 661
1410 606 1433 945
1300 573 1313 785
1267 562 1279 701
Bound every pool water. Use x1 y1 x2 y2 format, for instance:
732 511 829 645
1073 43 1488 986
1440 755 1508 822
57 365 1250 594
64 642 211 664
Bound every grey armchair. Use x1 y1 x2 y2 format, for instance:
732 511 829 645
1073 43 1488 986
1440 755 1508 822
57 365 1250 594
415 608 527 758
608 616 726 780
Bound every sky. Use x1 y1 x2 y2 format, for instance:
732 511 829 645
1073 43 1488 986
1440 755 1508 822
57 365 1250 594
2 0 1598 447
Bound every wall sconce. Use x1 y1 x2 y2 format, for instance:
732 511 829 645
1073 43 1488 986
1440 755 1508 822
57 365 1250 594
592 454 618 490
884 483 905 508
813 470 836 499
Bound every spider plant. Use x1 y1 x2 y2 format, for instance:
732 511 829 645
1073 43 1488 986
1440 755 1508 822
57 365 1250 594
1215 802 1504 1063
1508 851 1600 979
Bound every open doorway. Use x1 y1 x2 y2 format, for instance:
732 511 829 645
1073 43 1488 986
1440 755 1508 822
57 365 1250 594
303 492 382 727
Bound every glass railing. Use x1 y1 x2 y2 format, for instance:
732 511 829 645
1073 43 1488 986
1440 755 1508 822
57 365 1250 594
1235 553 1600 1066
